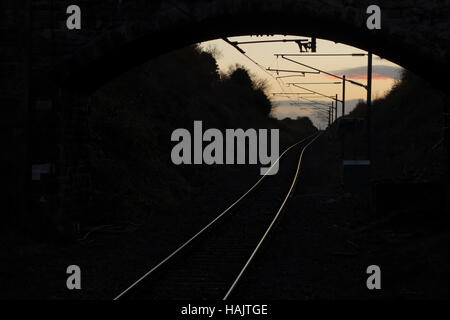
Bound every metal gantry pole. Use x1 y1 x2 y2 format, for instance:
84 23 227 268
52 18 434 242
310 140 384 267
331 101 334 123
335 94 338 120
331 101 336 122
342 75 346 117
328 106 331 127
367 52 373 161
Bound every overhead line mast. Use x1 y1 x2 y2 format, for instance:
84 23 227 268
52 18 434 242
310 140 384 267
221 36 373 127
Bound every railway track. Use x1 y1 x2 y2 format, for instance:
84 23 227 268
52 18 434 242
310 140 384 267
114 132 321 300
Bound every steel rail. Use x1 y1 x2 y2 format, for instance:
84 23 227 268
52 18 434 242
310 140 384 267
113 133 318 300
223 132 322 300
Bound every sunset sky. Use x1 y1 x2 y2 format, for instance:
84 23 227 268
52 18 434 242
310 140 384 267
200 35 402 128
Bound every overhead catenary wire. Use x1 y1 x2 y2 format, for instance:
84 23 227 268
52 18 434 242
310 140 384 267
289 82 341 85
275 75 306 80
274 53 367 57
222 37 333 124
278 55 366 88
226 38 310 45
221 38 286 92
267 68 319 74
289 84 337 101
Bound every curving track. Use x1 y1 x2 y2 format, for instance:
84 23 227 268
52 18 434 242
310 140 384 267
114 132 321 300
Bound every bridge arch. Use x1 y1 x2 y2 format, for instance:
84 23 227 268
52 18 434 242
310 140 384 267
53 0 449 91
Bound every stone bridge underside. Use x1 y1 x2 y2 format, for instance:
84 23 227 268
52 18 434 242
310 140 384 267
2 0 449 230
